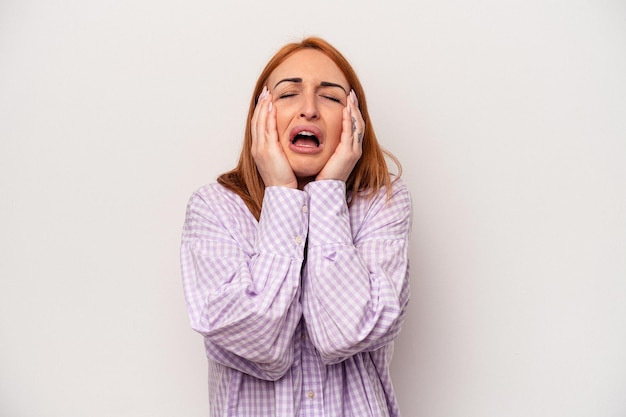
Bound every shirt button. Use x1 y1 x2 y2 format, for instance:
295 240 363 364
294 235 303 244
307 390 315 399
302 205 308 214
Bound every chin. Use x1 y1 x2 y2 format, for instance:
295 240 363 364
293 168 322 179
288 158 326 179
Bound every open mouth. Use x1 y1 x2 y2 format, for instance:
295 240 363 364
291 131 320 147
289 126 323 149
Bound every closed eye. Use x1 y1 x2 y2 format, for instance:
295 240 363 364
322 95 342 103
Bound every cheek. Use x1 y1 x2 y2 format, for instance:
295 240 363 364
326 112 344 147
274 109 291 141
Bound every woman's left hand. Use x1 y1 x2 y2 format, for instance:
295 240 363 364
316 90 364 183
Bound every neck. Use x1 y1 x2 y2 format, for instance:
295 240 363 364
297 176 315 190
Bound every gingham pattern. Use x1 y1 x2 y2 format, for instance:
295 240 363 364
181 178 412 416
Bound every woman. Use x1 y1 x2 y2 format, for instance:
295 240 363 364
181 37 412 417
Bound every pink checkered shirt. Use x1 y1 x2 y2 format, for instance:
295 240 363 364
181 178 412 416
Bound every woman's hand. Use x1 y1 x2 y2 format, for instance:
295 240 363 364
251 86 298 189
316 90 364 183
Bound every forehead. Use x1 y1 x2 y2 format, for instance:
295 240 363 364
268 49 348 87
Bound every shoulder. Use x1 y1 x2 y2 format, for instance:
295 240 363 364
349 176 412 241
350 175 412 221
189 182 243 204
187 183 253 220
354 175 411 211
387 176 411 201
189 182 228 202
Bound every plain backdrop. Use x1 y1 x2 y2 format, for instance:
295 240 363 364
1 0 625 416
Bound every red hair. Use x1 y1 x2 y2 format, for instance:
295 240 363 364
218 37 401 220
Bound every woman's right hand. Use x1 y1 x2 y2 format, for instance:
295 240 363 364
251 86 298 189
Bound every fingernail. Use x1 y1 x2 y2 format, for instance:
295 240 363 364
268 101 272 112
350 89 356 103
347 102 351 113
260 86 267 99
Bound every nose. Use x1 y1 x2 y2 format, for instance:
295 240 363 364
299 91 319 120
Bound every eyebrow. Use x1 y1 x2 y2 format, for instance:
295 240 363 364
320 81 348 94
274 78 348 95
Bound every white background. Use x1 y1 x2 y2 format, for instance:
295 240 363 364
1 0 625 416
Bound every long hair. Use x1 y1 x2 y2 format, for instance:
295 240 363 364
218 37 401 220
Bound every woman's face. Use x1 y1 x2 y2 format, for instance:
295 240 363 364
266 49 350 182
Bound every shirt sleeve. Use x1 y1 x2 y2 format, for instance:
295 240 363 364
301 179 412 365
180 185 308 380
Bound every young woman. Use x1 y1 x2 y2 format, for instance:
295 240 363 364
181 37 412 417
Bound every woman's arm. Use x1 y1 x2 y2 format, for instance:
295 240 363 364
302 178 412 364
180 184 308 380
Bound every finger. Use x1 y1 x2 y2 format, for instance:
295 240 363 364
251 87 267 126
265 93 277 143
351 114 362 148
349 90 365 148
251 86 269 147
342 104 354 146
